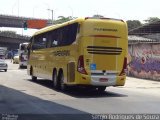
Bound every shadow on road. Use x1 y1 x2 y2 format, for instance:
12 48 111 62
0 85 91 120
27 79 128 98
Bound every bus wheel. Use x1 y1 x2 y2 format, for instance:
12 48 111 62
53 70 59 89
97 86 106 92
59 72 67 91
19 65 22 69
30 67 37 81
32 76 37 81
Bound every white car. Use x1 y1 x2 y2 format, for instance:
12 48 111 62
13 54 19 64
0 59 8 72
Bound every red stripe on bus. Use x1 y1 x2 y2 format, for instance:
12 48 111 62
90 35 121 38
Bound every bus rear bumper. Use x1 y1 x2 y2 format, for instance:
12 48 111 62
19 62 27 67
90 75 126 86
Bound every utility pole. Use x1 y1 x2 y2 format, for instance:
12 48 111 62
47 9 53 24
18 0 19 16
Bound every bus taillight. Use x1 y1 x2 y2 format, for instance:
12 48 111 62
77 55 88 75
20 55 24 61
119 57 127 76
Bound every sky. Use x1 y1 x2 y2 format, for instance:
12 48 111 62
0 0 160 36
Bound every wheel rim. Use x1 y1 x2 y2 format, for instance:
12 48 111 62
53 72 57 87
60 73 65 91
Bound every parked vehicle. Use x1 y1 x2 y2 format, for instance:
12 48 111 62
13 54 19 64
19 43 29 68
0 47 7 59
0 59 8 72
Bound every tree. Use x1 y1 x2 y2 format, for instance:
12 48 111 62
0 31 30 39
54 16 75 24
92 14 104 18
127 20 142 31
144 17 160 23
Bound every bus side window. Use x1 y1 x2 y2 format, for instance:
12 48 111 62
43 38 47 45
51 30 58 47
29 37 34 51
32 36 38 50
48 23 78 47
52 40 58 46
46 32 51 48
33 34 47 50
59 23 78 46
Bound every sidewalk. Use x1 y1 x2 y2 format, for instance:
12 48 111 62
125 76 160 88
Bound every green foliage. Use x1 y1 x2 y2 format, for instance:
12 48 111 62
0 31 16 34
92 14 104 18
144 17 160 23
0 31 30 39
127 17 160 31
53 14 105 24
127 20 142 31
53 16 76 24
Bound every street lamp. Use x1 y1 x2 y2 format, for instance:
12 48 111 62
12 0 19 16
68 6 73 18
47 9 53 24
33 6 39 18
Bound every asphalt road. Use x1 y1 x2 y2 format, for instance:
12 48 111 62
0 60 160 120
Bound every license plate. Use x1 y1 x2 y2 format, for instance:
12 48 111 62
99 78 108 82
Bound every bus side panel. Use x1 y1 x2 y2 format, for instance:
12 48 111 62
44 45 78 84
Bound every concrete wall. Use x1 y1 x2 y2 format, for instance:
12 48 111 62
127 43 160 81
0 36 28 50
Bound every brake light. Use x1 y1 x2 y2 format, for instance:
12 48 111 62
119 57 127 76
77 55 87 75
20 55 24 61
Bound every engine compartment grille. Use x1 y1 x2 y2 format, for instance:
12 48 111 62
87 46 122 55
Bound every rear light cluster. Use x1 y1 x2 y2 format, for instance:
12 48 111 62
20 55 25 62
77 55 88 75
119 57 127 76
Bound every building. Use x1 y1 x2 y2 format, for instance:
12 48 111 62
128 20 160 81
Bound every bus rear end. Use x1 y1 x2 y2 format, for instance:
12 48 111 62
19 52 28 67
19 43 29 68
77 18 128 88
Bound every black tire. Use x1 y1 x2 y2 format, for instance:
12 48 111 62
4 69 7 72
32 76 37 81
59 72 67 91
19 65 22 69
52 70 59 89
97 86 106 92
30 67 37 81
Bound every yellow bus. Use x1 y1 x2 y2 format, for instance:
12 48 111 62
27 17 128 92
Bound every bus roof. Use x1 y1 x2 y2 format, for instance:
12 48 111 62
33 17 125 36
